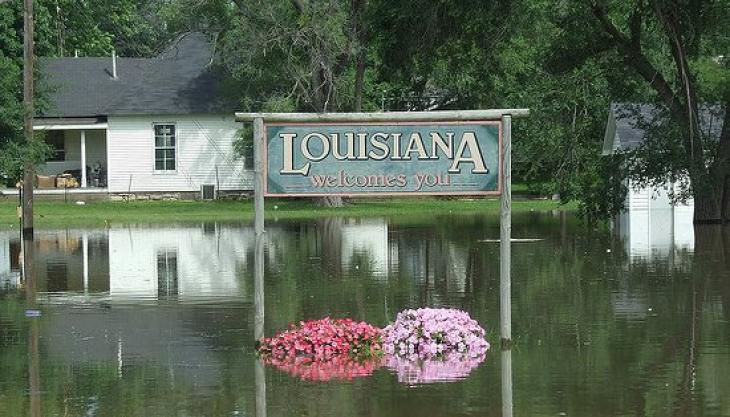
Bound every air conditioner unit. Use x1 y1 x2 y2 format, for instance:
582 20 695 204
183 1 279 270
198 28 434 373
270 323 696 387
201 184 216 200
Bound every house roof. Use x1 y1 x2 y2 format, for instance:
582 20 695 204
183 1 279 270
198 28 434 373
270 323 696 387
38 33 235 118
602 103 725 155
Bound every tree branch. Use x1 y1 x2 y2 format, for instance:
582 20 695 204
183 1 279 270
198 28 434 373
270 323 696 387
291 0 304 14
653 3 703 158
589 2 685 127
710 103 730 181
628 1 643 49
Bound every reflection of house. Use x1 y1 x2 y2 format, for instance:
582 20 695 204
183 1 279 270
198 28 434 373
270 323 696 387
0 233 21 288
15 33 252 197
0 224 290 301
616 191 695 259
108 224 250 300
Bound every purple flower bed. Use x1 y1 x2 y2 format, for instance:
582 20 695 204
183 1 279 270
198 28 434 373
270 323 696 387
383 308 490 358
381 308 490 383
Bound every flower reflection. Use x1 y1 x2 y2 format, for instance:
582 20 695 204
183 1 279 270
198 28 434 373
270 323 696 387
261 355 382 382
384 352 487 384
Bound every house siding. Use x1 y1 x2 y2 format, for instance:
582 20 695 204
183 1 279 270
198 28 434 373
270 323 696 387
107 115 253 193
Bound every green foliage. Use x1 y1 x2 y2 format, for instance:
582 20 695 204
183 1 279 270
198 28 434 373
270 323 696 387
576 153 628 222
0 134 52 186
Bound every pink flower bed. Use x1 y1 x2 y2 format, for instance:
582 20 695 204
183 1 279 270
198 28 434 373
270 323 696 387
258 317 382 361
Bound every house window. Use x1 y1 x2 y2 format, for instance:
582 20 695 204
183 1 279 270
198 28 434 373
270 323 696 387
157 248 178 298
154 124 176 171
46 131 65 162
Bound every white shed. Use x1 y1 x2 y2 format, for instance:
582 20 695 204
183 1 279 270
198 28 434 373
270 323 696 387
601 103 711 258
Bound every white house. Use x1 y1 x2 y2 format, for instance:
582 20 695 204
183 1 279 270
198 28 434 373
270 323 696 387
26 33 252 198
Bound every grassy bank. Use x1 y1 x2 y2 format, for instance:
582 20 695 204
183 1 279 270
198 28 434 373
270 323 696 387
0 197 573 227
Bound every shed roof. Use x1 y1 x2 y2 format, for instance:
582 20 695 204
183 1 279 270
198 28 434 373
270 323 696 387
601 103 725 155
38 33 235 118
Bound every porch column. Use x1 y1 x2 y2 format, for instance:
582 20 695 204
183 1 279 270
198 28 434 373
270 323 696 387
80 130 87 188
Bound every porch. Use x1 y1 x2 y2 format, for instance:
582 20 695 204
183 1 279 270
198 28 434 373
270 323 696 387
33 118 108 189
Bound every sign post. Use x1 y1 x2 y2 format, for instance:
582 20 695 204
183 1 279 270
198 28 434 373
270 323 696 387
239 109 529 345
253 117 266 342
500 115 512 345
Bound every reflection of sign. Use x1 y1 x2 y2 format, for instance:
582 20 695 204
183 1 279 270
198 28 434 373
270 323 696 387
265 122 501 196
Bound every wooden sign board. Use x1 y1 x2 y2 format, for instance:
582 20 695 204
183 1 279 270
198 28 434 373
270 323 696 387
263 122 501 197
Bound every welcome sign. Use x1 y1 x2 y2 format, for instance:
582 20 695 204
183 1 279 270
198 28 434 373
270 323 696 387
264 122 501 196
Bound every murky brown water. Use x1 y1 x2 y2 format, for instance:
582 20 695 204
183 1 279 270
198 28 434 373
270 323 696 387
1 212 729 416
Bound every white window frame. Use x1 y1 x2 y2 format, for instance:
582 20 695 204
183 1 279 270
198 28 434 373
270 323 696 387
153 122 178 173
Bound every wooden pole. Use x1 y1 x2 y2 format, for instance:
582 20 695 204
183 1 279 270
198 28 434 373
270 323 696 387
255 359 267 417
22 0 34 235
253 117 265 341
500 115 512 345
23 224 40 417
501 347 513 417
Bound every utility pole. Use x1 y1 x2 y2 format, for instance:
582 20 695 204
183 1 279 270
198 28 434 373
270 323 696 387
22 0 34 235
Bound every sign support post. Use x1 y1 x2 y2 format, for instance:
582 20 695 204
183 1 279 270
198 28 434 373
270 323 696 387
253 117 266 342
500 114 512 345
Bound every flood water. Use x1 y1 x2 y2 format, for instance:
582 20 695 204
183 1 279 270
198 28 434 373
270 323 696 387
1 212 729 417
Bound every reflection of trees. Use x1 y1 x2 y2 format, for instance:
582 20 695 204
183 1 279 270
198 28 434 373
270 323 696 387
318 217 344 278
510 221 730 417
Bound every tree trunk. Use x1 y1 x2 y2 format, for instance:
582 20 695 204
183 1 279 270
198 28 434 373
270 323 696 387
690 169 722 223
354 50 366 112
351 0 368 112
718 103 730 221
721 175 730 222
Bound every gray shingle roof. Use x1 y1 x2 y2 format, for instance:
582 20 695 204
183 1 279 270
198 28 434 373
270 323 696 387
602 102 725 155
38 33 235 118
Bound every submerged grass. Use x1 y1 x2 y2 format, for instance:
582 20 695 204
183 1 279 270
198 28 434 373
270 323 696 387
0 197 573 227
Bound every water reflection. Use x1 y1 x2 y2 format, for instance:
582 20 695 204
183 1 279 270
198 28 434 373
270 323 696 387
501 348 513 417
0 213 728 416
0 233 21 289
616 205 694 259
23 230 42 417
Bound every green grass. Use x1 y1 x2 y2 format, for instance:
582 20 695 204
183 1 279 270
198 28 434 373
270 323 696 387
0 197 574 227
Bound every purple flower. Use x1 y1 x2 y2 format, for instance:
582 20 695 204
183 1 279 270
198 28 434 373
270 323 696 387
383 308 490 360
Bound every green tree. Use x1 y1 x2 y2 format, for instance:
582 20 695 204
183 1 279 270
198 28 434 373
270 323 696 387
178 0 383 206
578 0 730 223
